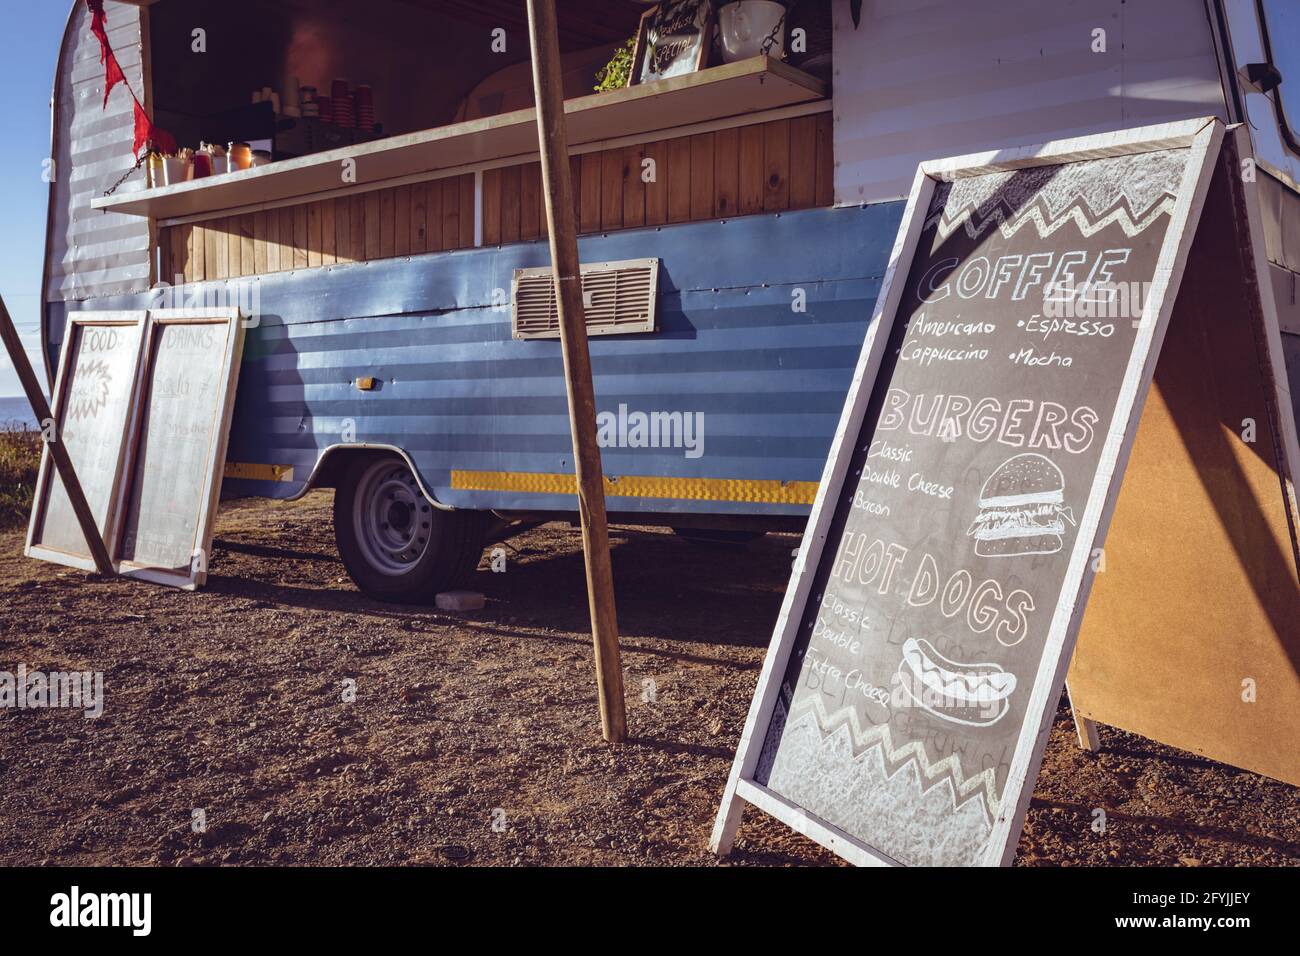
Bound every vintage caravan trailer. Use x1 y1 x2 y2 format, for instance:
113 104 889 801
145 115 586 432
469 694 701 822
42 0 1300 601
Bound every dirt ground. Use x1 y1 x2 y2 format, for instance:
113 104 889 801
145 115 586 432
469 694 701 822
0 492 1296 867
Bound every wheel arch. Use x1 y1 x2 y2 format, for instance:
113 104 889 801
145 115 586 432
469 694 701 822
289 443 455 511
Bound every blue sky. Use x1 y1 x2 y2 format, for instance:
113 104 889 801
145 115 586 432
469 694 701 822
0 1 71 397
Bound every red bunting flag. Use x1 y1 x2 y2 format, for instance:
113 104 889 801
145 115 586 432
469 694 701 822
133 99 176 158
85 0 175 158
103 49 124 107
87 0 109 61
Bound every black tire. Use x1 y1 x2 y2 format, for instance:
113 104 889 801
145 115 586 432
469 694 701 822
671 527 766 547
333 456 486 604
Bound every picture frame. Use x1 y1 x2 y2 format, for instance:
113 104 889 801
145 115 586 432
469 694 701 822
628 0 716 88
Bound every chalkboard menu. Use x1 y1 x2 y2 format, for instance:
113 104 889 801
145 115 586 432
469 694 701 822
631 0 714 86
26 313 147 570
714 120 1224 866
118 310 244 588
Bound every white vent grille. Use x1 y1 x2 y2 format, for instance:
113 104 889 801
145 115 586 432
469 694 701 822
512 258 659 339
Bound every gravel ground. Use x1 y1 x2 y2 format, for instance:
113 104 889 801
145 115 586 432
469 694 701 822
0 492 1296 866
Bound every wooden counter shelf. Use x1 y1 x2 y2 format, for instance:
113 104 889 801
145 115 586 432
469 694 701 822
94 56 826 223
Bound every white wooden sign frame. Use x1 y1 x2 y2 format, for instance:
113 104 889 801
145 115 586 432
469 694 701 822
115 307 245 590
711 117 1225 867
25 311 150 573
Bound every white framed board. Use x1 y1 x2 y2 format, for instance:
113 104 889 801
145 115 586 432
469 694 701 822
116 308 245 590
711 117 1226 867
25 311 149 573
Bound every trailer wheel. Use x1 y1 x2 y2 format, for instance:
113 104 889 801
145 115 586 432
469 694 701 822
333 456 485 603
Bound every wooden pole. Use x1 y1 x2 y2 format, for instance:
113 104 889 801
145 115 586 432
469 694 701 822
0 295 113 575
525 0 627 742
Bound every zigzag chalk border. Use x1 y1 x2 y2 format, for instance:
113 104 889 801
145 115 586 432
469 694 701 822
790 695 1001 821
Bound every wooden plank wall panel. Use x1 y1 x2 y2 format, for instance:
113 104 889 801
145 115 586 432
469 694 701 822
264 205 280 272
714 128 739 218
789 115 818 210
601 149 624 232
160 232 171 287
292 206 309 270
441 177 460 250
226 218 242 278
346 195 364 262
459 175 475 249
278 206 295 272
520 162 542 240
170 223 191 283
206 221 226 280
568 155 580 234
252 211 268 275
815 111 834 207
156 118 831 279
364 193 382 261
482 168 503 245
332 197 350 264
379 190 396 259
239 215 255 279
392 185 411 257
738 124 765 215
191 223 207 281
623 144 646 228
644 140 668 226
763 119 791 211
425 180 443 253
579 152 602 234
307 202 323 268
501 165 522 243
667 136 693 224
409 183 428 253
690 133 716 221
321 200 337 265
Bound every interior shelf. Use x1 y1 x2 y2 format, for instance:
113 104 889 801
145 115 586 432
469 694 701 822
93 57 826 222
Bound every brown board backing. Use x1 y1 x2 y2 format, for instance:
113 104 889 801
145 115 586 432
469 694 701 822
1068 133 1300 787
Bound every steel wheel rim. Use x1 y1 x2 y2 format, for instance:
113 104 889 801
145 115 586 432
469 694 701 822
352 460 433 576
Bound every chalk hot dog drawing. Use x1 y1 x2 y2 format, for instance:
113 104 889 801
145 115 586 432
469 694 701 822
897 638 1017 727
967 453 1076 557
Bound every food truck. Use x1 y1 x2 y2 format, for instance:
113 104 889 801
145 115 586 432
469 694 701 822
41 0 1300 601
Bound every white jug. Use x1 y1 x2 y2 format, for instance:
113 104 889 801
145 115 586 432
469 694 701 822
718 1 787 63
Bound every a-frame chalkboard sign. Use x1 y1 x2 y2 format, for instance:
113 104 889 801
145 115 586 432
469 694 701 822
712 117 1300 866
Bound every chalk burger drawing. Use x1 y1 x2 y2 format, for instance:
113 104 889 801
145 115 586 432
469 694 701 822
896 638 1017 727
967 453 1076 556
66 359 112 421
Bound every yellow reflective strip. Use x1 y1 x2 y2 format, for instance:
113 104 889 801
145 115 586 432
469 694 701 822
224 462 296 482
451 469 818 504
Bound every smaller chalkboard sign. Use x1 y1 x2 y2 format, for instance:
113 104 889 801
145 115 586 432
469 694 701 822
629 0 715 87
117 308 245 589
26 312 148 572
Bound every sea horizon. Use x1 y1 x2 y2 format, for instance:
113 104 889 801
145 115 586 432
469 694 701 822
0 394 40 428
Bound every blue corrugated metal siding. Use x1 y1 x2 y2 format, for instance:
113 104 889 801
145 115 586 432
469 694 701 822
54 203 904 516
